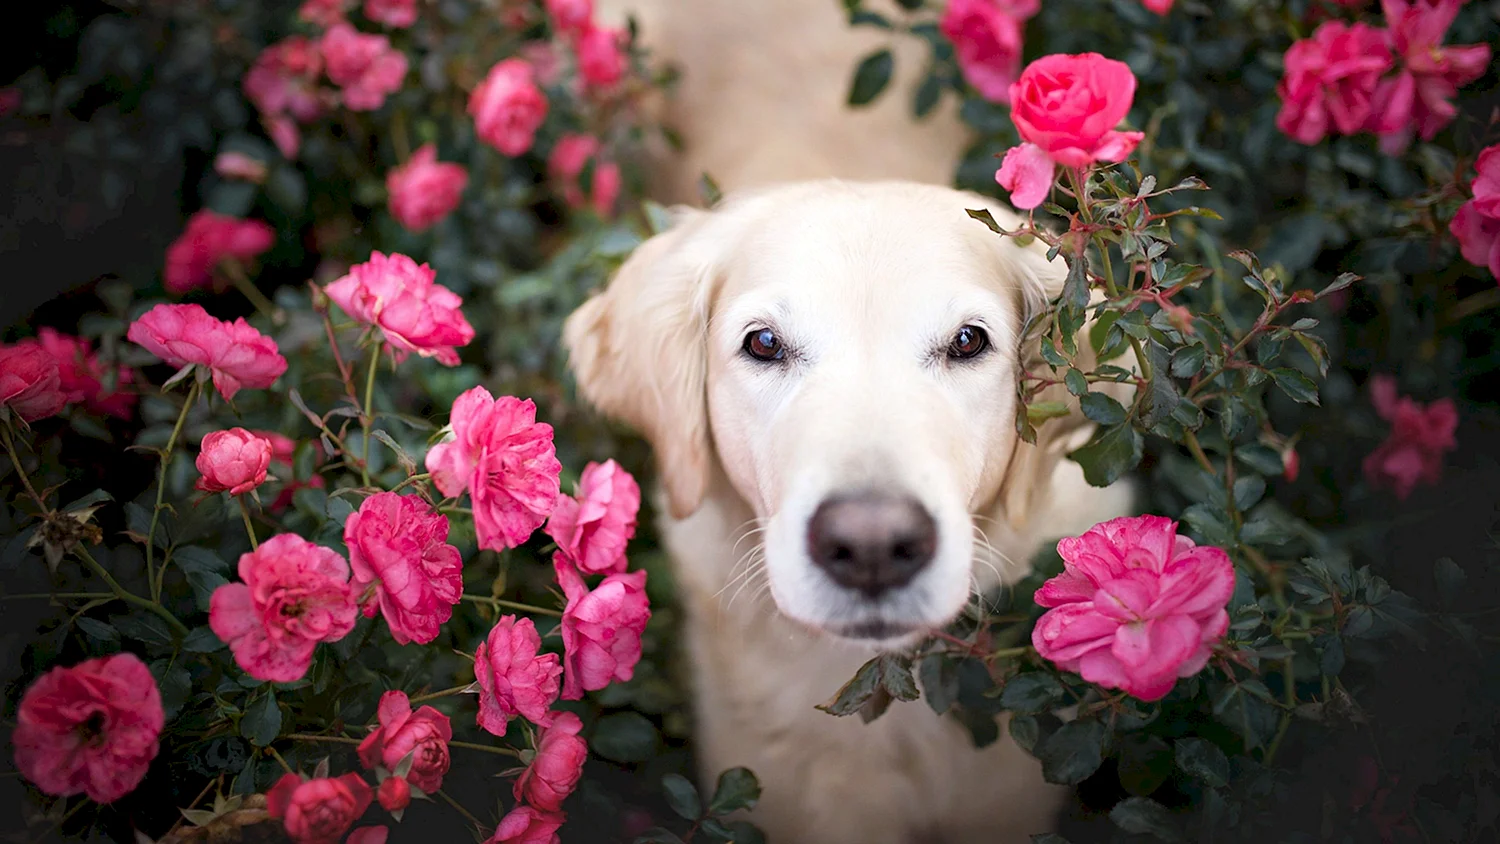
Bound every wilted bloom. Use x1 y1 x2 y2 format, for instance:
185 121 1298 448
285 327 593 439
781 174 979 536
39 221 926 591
1366 0 1491 154
215 151 269 184
321 23 408 111
357 690 452 794
515 712 587 812
386 144 469 232
163 210 276 295
299 0 349 27
28 329 136 419
1363 374 1458 499
995 53 1145 209
425 387 562 550
0 343 67 423
546 0 592 35
486 806 564 844
474 615 563 736
1031 515 1234 702
345 492 463 645
196 428 274 496
127 303 289 400
556 555 650 699
12 653 163 804
267 772 373 844
938 0 1038 103
574 24 627 89
209 533 358 682
324 252 475 366
469 59 548 156
1275 21 1392 145
546 134 621 217
364 0 417 28
377 776 410 812
1450 144 1500 280
545 459 640 574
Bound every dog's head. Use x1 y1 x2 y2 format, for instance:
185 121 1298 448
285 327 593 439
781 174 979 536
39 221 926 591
564 180 1105 645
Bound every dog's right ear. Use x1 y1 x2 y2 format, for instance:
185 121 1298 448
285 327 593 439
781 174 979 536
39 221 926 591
562 207 720 520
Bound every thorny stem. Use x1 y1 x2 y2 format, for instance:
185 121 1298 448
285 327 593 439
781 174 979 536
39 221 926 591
448 740 523 758
1069 167 1153 383
461 594 563 618
360 344 380 487
389 472 432 494
0 422 50 514
408 684 475 705
320 305 362 411
238 497 259 550
149 380 200 602
1184 429 1216 476
75 546 189 637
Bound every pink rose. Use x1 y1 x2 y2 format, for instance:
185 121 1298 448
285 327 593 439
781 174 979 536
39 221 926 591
163 210 276 295
425 387 562 551
321 23 408 111
1275 21 1392 145
386 144 469 232
514 712 587 812
215 151 269 184
0 343 67 423
1448 143 1500 281
995 53 1145 210
245 37 326 128
545 0 593 35
486 806 564 844
1469 144 1500 219
356 690 452 794
1366 0 1491 153
299 0 350 27
127 303 289 400
196 428 274 496
324 251 475 366
546 134 621 217
266 772 373 844
348 827 389 844
12 653 163 804
209 533 358 682
1031 515 1234 702
345 492 463 645
556 555 650 699
469 59 548 156
28 329 136 419
574 24 627 90
1362 375 1458 499
474 615 563 736
364 0 417 28
938 0 1037 103
377 776 410 812
544 459 640 575
1142 0 1173 12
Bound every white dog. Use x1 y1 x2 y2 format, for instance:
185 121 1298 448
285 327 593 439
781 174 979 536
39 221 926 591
565 4 1139 843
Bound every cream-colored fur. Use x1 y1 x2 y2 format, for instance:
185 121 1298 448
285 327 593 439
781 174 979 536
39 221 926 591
563 5 1139 843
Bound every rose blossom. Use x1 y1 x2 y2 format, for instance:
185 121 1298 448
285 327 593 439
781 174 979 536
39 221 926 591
546 0 592 35
938 0 1038 103
425 387 562 551
386 144 469 232
324 252 475 366
209 533 358 682
1469 144 1500 220
574 24 627 89
321 23 408 111
348 828 389 844
377 776 410 812
474 615 563 736
1366 0 1491 154
994 53 1146 210
486 806 565 844
1452 145 1500 280
544 459 640 575
245 37 325 157
0 343 67 423
214 151 269 184
356 690 453 794
345 492 463 645
556 555 650 699
546 134 621 217
127 303 289 400
364 0 417 28
1362 375 1458 499
163 210 276 295
28 329 136 419
267 772 373 844
196 428 274 496
469 59 548 156
299 0 350 27
1142 0 1173 12
12 653 163 804
1031 515 1234 702
1275 21 1392 145
515 712 587 812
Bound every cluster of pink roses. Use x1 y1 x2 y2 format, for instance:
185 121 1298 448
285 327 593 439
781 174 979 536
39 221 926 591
0 329 136 424
164 209 276 295
1275 0 1490 153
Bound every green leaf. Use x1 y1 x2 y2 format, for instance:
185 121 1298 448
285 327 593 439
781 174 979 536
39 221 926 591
1067 423 1143 487
241 690 282 747
966 207 1008 234
633 828 686 844
848 49 895 107
661 773 702 821
817 654 916 718
1009 713 1041 754
1030 836 1074 844
913 72 942 118
1232 476 1266 510
1078 392 1126 426
325 495 355 526
816 656 882 717
592 712 660 763
1118 735 1173 797
848 9 892 28
1174 738 1230 788
1038 718 1108 785
1170 345 1206 378
918 653 960 715
1141 345 1180 429
1317 272 1359 299
113 613 175 650
1109 797 1184 842
75 616 120 645
1236 444 1283 476
1181 503 1235 548
879 654 920 702
1270 368 1320 405
1064 369 1088 397
998 673 1065 715
1062 251 1091 313
151 659 192 721
183 625 226 653
1433 557 1466 606
1027 400 1072 425
707 767 762 816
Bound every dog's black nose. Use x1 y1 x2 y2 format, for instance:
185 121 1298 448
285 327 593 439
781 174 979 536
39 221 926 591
806 492 938 597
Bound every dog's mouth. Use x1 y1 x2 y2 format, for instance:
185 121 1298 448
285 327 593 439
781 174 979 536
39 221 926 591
825 618 928 643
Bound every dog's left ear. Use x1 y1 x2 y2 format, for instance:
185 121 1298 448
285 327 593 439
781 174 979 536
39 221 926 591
562 207 723 520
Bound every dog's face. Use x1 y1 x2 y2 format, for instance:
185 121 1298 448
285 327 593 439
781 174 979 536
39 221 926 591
565 181 1084 646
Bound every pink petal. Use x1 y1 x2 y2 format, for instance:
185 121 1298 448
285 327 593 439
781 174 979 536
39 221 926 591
995 143 1055 210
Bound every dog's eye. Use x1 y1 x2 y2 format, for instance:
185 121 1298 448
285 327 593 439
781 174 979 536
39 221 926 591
947 325 990 360
743 328 786 362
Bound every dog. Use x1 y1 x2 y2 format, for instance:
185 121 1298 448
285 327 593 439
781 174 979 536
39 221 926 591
565 4 1139 843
